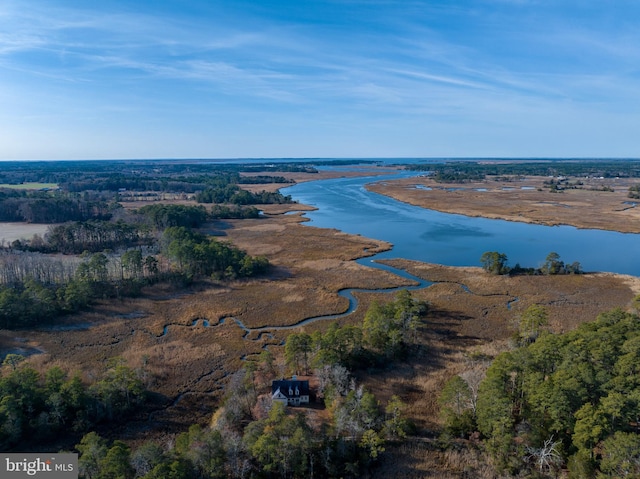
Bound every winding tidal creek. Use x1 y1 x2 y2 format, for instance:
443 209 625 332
161 169 640 339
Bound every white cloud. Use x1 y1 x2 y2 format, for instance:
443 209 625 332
1 0 639 158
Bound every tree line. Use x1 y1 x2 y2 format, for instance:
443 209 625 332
0 190 112 224
161 226 269 280
0 238 268 329
6 204 262 255
0 160 304 197
195 186 292 205
0 250 162 328
66 171 291 194
405 160 640 181
627 185 640 199
1 161 298 226
480 251 583 275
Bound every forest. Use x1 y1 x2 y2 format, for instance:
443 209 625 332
438 305 640 478
0 356 147 451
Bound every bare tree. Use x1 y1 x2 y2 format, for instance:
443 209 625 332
460 367 487 415
525 436 562 474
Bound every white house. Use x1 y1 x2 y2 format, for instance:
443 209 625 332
271 379 310 406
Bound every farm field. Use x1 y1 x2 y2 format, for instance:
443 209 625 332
0 222 51 243
0 182 58 190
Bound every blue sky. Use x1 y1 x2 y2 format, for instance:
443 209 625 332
1 0 639 160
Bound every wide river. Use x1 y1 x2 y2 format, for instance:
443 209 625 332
281 170 640 277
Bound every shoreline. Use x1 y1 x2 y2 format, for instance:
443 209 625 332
365 175 640 234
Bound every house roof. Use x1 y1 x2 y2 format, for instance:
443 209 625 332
271 379 310 398
272 387 288 400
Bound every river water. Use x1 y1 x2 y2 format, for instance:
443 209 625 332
281 170 640 277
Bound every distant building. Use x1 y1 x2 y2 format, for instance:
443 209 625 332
271 379 310 406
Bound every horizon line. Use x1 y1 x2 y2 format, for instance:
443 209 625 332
2 156 640 163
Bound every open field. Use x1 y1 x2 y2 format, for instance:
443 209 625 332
0 222 51 243
367 175 640 233
0 182 58 190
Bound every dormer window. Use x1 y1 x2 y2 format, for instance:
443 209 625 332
295 387 299 395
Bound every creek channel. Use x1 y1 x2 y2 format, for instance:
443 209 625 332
159 261 432 342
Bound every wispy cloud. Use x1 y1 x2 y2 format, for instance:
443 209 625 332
1 0 639 158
